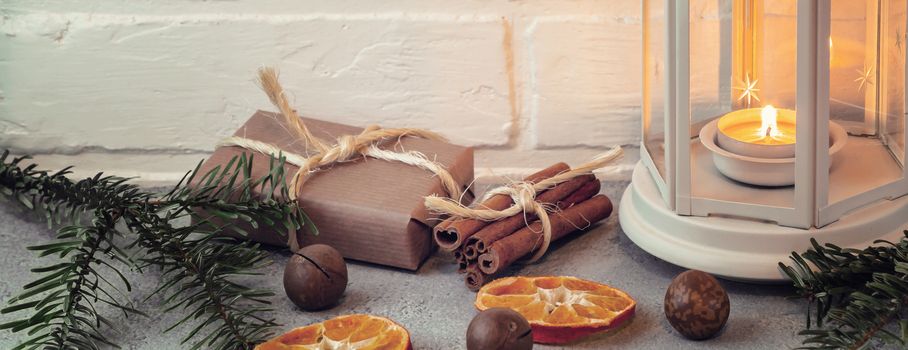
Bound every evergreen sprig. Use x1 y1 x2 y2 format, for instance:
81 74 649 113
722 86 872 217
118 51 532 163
0 213 141 350
0 150 311 350
780 233 908 349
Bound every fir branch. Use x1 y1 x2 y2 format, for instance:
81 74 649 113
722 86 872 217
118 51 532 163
130 214 277 350
0 150 311 350
780 233 908 349
0 151 151 228
123 153 300 349
0 211 141 350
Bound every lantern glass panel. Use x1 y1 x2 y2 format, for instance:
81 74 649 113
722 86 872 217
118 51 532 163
882 0 906 165
825 0 906 210
829 0 877 134
688 0 732 133
757 1 799 110
688 0 798 212
643 0 668 181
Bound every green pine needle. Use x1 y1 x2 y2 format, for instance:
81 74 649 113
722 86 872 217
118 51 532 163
780 232 908 349
0 150 312 350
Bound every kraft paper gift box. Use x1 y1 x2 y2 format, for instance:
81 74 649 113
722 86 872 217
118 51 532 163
196 110 474 270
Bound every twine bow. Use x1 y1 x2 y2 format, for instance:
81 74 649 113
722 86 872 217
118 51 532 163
218 67 463 251
424 147 623 262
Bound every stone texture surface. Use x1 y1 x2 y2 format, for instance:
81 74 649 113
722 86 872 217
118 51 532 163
0 182 808 349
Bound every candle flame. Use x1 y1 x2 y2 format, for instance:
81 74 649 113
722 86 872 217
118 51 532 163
759 105 782 139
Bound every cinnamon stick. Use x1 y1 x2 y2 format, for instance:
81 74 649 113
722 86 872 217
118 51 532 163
433 162 570 251
557 179 602 209
478 195 613 275
465 264 490 291
455 249 469 273
463 175 599 260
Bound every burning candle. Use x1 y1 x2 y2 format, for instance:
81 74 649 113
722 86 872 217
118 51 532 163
716 105 796 158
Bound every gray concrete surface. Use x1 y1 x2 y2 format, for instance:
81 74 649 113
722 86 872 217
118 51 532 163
0 182 809 349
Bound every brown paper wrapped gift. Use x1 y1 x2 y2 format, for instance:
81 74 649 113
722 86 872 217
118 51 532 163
198 110 474 270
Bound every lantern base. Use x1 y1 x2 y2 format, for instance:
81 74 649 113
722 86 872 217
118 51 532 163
619 161 908 283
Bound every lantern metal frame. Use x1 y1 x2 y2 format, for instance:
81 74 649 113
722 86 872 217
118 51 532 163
621 0 908 281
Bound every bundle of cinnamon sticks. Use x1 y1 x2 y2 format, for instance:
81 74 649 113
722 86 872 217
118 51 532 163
434 162 614 291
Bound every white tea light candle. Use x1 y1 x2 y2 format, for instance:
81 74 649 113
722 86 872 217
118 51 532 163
716 105 796 158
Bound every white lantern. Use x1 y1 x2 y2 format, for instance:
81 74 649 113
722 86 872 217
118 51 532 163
620 0 908 281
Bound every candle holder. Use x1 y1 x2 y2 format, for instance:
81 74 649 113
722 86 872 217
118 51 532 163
699 118 848 186
622 0 908 282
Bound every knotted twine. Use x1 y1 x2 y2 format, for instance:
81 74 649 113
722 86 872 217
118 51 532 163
218 67 463 252
424 147 623 262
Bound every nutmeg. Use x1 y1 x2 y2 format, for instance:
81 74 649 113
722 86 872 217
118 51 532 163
664 270 730 340
466 308 533 350
283 244 347 311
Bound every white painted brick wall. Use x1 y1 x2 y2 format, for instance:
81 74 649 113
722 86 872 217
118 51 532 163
0 0 642 184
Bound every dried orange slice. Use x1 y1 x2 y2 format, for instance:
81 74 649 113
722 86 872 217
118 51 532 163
475 276 636 344
255 314 412 350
